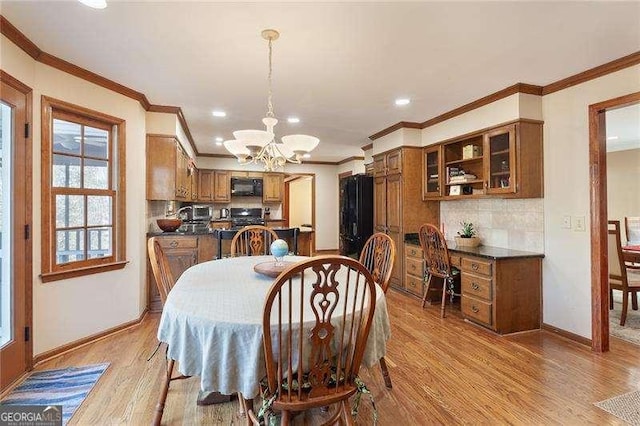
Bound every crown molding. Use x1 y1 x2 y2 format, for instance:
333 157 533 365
361 143 373 151
337 156 365 165
368 121 422 141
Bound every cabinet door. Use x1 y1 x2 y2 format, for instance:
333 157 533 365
484 125 516 194
263 173 284 203
198 170 214 201
175 145 184 199
386 174 402 233
365 162 374 177
191 167 198 200
213 170 231 202
388 230 403 289
373 155 386 177
166 248 198 282
423 145 442 199
386 150 402 175
373 177 387 232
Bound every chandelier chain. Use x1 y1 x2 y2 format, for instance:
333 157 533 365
266 37 274 118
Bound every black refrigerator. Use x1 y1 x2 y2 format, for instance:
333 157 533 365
339 174 374 259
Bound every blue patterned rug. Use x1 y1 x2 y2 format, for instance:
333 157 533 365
0 363 109 425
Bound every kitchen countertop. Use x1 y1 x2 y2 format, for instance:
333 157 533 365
404 233 544 260
148 226 314 237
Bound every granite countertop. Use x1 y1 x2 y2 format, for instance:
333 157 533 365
148 226 314 237
404 233 544 260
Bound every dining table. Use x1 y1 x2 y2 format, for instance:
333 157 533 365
156 255 391 399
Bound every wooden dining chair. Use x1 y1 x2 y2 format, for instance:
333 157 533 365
273 227 300 255
359 232 395 389
247 255 377 425
608 220 640 326
230 225 279 257
626 216 640 244
419 223 459 318
147 237 190 426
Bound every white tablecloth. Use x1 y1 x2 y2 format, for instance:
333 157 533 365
157 255 391 398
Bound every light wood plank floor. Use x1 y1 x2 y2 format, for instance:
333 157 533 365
29 290 640 425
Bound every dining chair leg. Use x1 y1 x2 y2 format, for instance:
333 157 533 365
610 288 614 310
421 275 432 308
342 400 355 426
440 277 448 318
281 410 291 426
379 356 392 389
153 358 175 426
632 291 638 311
621 291 629 326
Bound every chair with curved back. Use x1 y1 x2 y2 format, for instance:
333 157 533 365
147 237 190 426
608 220 640 326
230 225 279 257
419 223 459 318
273 227 300 255
247 255 377 425
359 232 396 388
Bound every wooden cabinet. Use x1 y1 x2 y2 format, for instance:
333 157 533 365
147 234 217 312
198 170 214 201
213 170 231 202
190 167 199 200
423 120 543 200
459 254 542 334
373 147 440 292
404 243 424 297
263 173 284 203
365 162 374 177
146 135 193 201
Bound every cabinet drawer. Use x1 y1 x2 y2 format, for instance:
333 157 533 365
450 254 461 268
461 257 492 277
209 221 231 230
405 244 423 259
462 296 492 326
157 236 198 249
405 273 423 297
405 257 423 277
461 273 492 301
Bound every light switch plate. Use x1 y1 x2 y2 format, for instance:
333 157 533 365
562 215 571 229
574 216 586 232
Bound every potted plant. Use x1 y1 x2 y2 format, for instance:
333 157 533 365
454 221 481 247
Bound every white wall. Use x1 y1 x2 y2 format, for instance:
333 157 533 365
542 65 640 339
196 157 339 250
337 159 365 175
607 149 640 244
289 177 313 228
1 35 148 355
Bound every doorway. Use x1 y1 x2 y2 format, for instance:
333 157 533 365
283 173 315 250
0 71 33 391
589 91 640 352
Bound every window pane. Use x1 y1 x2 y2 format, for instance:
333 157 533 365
53 154 81 188
87 227 112 259
87 196 111 226
55 195 84 228
53 119 81 155
84 158 109 189
56 229 85 264
84 126 109 159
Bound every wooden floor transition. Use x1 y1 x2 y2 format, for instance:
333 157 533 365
28 290 640 425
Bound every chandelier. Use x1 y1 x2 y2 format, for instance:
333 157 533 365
223 29 319 172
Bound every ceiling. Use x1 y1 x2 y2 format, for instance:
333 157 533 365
606 104 640 153
2 1 639 162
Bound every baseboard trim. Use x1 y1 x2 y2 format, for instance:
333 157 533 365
542 323 592 347
33 308 149 366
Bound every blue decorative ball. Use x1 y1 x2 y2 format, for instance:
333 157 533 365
270 239 289 258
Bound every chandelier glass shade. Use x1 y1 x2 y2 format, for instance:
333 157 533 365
223 29 319 172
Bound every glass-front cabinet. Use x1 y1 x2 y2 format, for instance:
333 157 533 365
422 145 442 199
484 124 516 194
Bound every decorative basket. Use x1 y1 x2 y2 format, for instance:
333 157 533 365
454 236 481 248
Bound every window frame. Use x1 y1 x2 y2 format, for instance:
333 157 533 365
41 96 127 282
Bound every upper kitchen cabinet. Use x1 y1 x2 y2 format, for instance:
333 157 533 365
373 149 402 177
198 170 214 201
146 135 193 201
423 120 543 200
263 173 284 203
213 170 231 202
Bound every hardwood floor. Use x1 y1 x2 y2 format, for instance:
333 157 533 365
26 290 640 425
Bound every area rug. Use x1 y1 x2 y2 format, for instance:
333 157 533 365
610 294 640 346
595 390 640 425
0 363 109 425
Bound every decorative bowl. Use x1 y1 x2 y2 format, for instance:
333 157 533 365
454 236 481 248
157 218 182 232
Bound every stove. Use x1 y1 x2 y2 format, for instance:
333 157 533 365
230 208 265 227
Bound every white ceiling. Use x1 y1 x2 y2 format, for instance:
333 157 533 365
2 1 640 161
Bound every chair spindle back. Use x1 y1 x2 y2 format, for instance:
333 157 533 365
359 232 396 293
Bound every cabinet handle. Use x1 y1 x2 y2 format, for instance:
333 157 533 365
472 305 479 313
411 264 416 270
472 263 479 271
170 241 178 248
471 282 479 290
411 249 416 255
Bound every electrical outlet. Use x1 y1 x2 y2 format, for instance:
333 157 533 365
562 215 571 229
574 216 586 232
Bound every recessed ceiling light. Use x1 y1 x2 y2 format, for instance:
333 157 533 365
212 111 227 117
215 137 223 142
287 117 300 123
215 142 223 146
302 153 311 159
78 0 107 8
607 136 619 140
395 98 410 106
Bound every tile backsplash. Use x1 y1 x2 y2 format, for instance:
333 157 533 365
440 198 544 252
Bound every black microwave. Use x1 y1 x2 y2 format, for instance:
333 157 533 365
231 177 263 196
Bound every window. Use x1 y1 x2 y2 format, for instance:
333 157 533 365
41 97 127 282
